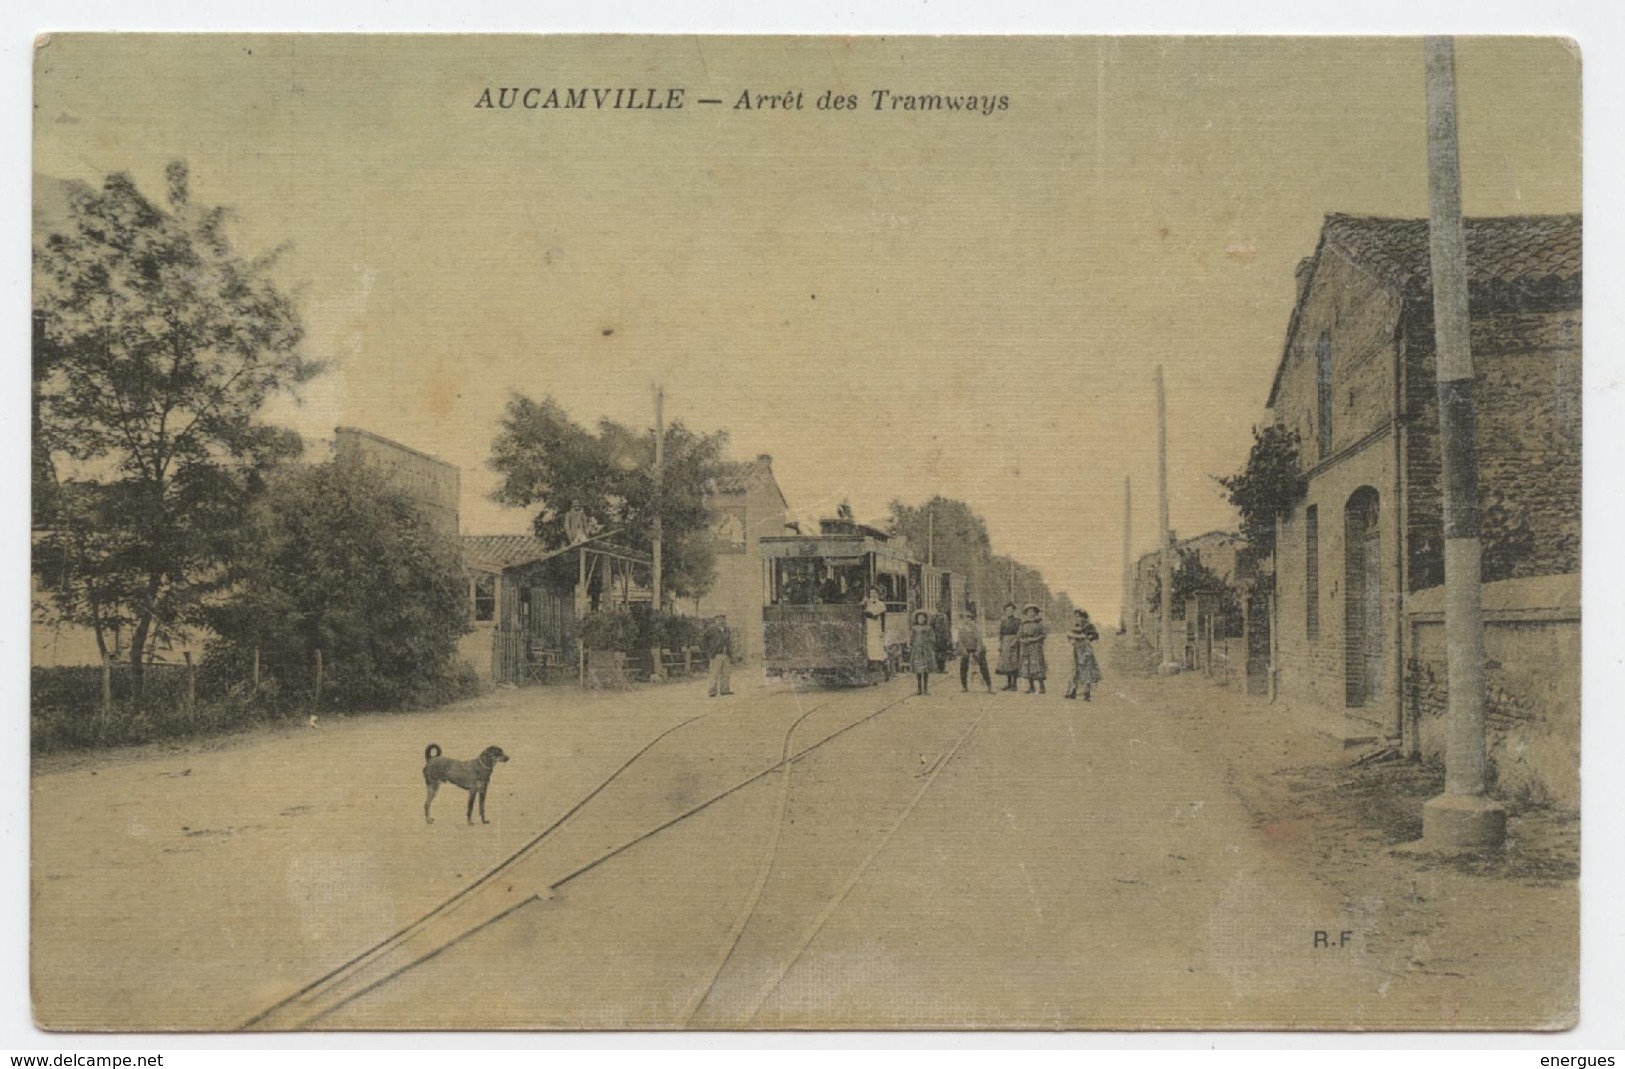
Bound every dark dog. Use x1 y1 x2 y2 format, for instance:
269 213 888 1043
423 743 509 825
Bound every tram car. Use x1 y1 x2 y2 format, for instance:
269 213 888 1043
760 519 968 685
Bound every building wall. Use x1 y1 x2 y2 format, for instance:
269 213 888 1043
1130 530 1242 659
334 426 461 538
1273 248 1403 466
1268 246 1407 722
1406 575 1579 811
701 468 789 661
1401 306 1582 591
1272 442 1397 721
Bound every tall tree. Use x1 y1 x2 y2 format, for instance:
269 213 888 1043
488 393 729 601
885 496 993 577
32 163 317 686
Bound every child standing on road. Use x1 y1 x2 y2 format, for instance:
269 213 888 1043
910 609 936 695
1018 603 1048 695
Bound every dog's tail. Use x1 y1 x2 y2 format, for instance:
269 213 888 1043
425 743 442 761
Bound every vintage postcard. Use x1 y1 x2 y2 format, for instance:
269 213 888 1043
28 34 1581 1032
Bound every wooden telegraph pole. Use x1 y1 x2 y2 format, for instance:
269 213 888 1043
1156 365 1179 674
1418 37 1505 848
652 384 664 612
1120 475 1132 634
651 384 665 679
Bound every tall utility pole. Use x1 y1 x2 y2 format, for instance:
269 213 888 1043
1155 365 1179 674
1419 37 1505 848
1121 476 1132 634
652 384 665 615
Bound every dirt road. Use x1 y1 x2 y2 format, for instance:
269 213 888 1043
31 646 1576 1031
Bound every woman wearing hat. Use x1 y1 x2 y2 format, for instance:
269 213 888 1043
1017 603 1048 694
1065 609 1103 701
996 602 1022 691
909 609 937 695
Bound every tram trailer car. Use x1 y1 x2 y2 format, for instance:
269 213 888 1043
760 522 966 685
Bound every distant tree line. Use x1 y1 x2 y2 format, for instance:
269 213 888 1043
884 496 1074 623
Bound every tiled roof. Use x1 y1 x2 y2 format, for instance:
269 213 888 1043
462 533 653 571
1267 212 1581 407
1322 213 1581 298
462 534 554 570
711 459 767 495
709 457 790 512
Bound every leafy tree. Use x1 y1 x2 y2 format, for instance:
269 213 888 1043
488 393 729 601
886 496 993 576
32 163 317 687
203 457 471 710
1216 423 1305 554
1145 547 1240 624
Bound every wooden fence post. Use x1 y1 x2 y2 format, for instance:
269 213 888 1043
252 647 261 691
313 649 324 713
100 651 112 717
184 651 196 710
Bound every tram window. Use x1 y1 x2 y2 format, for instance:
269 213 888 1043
817 559 866 603
873 571 903 607
771 559 821 605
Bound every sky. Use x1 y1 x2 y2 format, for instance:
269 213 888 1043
31 35 1581 618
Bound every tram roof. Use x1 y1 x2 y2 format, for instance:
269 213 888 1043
759 533 914 561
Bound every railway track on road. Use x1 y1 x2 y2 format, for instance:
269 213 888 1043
241 681 916 1030
680 694 992 1028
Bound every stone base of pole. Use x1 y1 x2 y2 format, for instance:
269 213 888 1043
1406 792 1506 851
1157 662 1182 676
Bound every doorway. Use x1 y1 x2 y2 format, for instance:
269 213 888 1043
1343 487 1383 707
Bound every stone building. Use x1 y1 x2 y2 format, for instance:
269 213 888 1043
696 454 791 662
1130 529 1244 659
1265 213 1579 807
333 426 461 539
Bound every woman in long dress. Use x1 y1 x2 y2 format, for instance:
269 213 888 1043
995 602 1021 691
1065 609 1103 701
862 586 889 682
909 610 937 695
1017 603 1047 694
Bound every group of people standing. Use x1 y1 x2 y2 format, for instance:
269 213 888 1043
877 591 1102 701
988 602 1102 699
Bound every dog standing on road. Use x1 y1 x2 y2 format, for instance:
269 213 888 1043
422 743 510 825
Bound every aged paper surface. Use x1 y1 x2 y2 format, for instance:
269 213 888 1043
29 34 1582 1032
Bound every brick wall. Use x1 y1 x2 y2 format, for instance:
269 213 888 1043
1270 246 1403 721
334 427 462 539
1401 305 1581 591
1273 444 1396 720
1272 248 1403 464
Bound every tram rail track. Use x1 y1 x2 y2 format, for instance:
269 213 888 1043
681 694 992 1028
241 681 916 1030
